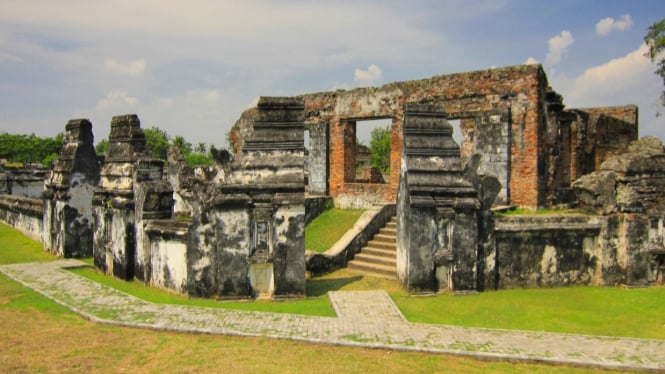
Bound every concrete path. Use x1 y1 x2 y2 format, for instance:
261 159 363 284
2 260 664 371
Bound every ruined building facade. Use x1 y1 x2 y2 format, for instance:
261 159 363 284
232 65 637 210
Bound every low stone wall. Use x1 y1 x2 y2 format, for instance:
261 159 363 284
306 203 396 274
144 219 192 294
494 215 602 288
494 213 659 288
1 168 48 199
0 194 44 242
304 196 332 226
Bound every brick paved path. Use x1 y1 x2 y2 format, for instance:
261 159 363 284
2 260 664 371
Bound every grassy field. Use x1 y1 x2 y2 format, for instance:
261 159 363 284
0 273 614 373
305 208 364 252
0 222 659 372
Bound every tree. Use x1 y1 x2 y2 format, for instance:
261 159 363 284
171 135 192 156
369 126 391 173
0 132 62 165
143 127 169 160
645 18 665 106
185 153 214 167
95 139 108 156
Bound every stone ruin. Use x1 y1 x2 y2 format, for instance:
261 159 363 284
87 98 306 299
0 63 663 296
43 119 100 258
397 103 500 292
572 136 665 284
91 114 174 281
231 65 637 210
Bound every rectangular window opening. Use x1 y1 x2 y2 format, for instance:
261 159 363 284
354 118 392 184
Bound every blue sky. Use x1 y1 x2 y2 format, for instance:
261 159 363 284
0 0 663 147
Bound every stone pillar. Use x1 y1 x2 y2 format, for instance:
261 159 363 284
474 110 511 205
216 97 306 299
93 114 151 280
397 103 483 292
306 121 329 195
43 119 100 258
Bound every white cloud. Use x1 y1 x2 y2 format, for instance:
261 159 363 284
570 44 651 95
0 2 441 70
354 64 383 86
596 14 633 37
545 31 574 66
550 43 662 139
96 90 138 109
524 57 539 65
104 58 146 77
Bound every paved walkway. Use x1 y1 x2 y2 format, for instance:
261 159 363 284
2 260 664 371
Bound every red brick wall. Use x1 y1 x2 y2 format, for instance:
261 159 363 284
568 105 638 180
299 65 546 208
229 65 636 209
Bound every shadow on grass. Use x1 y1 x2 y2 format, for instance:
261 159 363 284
307 275 364 297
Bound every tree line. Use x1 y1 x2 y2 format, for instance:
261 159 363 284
0 132 63 167
94 127 215 167
0 127 217 168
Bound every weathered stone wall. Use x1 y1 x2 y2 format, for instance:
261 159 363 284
494 215 602 288
1 167 48 198
306 121 328 195
574 136 664 215
144 219 191 294
178 97 308 299
92 114 169 281
396 103 499 292
0 194 43 242
494 212 662 288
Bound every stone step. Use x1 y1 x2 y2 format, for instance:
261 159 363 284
379 227 396 236
347 261 397 280
353 252 396 267
347 214 398 280
362 245 396 258
373 233 395 243
366 239 396 251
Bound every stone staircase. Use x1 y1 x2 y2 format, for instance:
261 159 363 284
347 216 397 280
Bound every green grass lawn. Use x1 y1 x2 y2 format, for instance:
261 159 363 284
392 285 665 340
0 224 56 265
305 208 364 252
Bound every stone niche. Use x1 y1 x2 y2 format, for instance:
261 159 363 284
397 103 499 293
92 114 173 281
190 97 306 299
43 119 100 258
